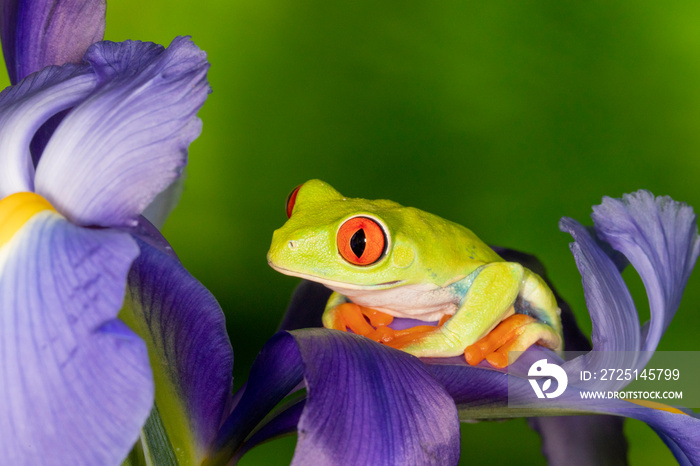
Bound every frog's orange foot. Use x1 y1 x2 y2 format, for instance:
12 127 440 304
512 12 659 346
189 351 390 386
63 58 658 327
464 314 561 369
330 303 394 339
330 303 454 349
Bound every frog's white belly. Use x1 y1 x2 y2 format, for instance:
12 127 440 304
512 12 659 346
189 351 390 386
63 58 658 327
326 282 460 322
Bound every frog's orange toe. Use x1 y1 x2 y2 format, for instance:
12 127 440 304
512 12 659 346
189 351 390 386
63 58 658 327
464 314 536 366
332 304 397 341
366 325 396 343
334 303 376 336
361 308 393 327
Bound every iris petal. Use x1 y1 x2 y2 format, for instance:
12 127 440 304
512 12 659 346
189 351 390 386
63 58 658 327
35 37 210 227
278 280 331 331
428 358 700 464
0 0 106 84
651 426 694 466
591 191 700 353
141 175 186 229
552 387 700 464
121 235 233 464
560 217 640 353
213 332 304 463
0 211 152 464
0 63 95 197
231 399 306 463
559 217 642 389
215 330 460 465
289 329 460 466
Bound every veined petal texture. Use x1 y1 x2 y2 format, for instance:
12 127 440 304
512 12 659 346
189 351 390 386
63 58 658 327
559 217 641 388
35 36 210 228
213 330 459 465
591 191 700 354
560 191 700 382
289 330 460 466
428 357 700 465
0 0 106 84
560 217 640 353
0 62 96 198
0 211 153 464
121 237 233 464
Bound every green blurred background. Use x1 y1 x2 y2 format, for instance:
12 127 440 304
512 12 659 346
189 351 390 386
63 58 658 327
26 1 700 464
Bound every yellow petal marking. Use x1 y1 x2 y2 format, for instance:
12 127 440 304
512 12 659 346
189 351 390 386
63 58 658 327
624 399 688 415
0 192 57 248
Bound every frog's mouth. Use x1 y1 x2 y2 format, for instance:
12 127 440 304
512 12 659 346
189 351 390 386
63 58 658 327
268 262 404 290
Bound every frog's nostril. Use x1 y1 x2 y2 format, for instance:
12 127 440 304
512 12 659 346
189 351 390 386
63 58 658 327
288 240 298 249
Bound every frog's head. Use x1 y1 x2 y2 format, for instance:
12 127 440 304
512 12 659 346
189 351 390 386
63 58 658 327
267 180 437 290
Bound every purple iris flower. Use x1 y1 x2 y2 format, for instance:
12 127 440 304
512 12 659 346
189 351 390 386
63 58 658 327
4 2 698 465
0 1 235 464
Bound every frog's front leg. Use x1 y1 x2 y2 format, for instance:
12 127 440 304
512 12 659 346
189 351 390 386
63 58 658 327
387 262 525 358
322 292 395 336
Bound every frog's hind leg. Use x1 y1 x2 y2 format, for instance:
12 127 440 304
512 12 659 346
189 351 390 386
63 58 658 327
387 262 525 358
518 268 563 344
486 320 560 368
465 268 564 368
463 267 564 369
464 314 562 369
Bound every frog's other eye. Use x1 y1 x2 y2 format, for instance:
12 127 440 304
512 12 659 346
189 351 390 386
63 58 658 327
286 184 302 218
337 216 387 265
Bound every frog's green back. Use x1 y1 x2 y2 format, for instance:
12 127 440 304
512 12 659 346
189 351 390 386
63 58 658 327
385 205 505 284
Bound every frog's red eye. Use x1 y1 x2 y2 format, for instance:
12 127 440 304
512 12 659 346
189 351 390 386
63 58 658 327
337 217 386 265
286 184 302 218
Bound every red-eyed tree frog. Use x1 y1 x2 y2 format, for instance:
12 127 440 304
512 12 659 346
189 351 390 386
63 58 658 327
268 180 563 367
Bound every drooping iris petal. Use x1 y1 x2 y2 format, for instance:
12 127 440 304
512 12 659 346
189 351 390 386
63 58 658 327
0 0 105 84
120 235 233 465
35 36 210 228
591 191 700 353
559 217 642 389
290 329 460 466
560 192 700 384
0 62 95 197
427 358 700 464
546 385 700 464
0 211 153 464
214 330 460 465
560 217 640 354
